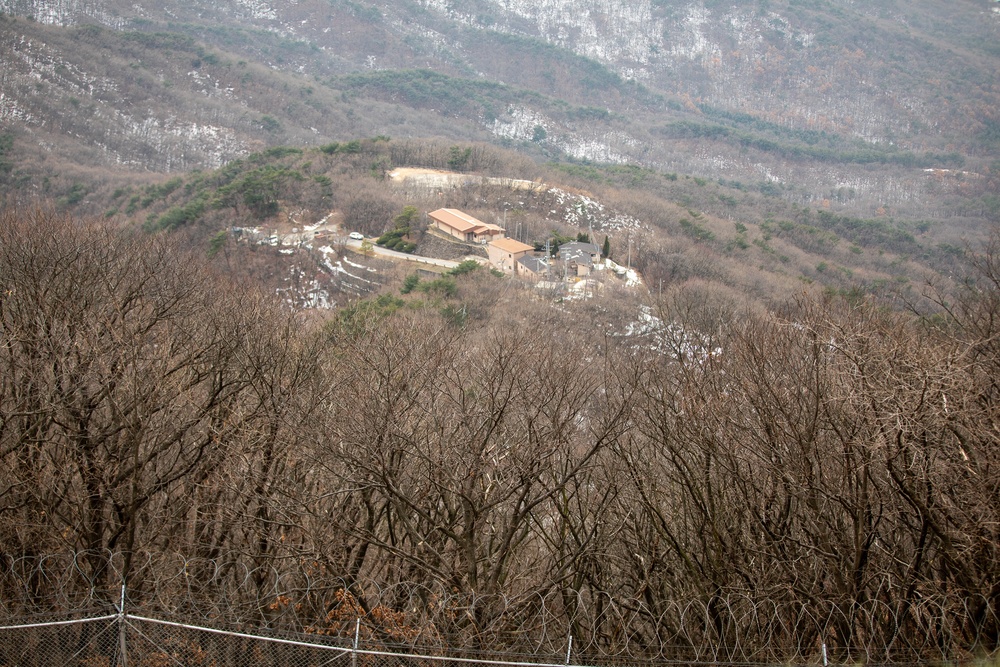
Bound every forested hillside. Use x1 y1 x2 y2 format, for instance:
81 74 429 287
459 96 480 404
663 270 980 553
1 0 998 218
2 208 999 663
43 135 979 312
1 0 1000 661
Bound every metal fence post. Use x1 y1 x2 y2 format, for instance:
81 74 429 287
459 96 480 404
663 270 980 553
117 583 128 667
352 617 360 667
822 642 828 667
565 635 573 665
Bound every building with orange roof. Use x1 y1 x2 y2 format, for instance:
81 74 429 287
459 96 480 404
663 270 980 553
488 237 535 275
428 208 506 244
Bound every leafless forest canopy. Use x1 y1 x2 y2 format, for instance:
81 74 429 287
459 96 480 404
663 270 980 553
1 208 999 662
0 0 999 661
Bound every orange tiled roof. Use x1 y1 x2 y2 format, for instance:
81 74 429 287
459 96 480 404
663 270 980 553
490 237 534 253
429 208 483 233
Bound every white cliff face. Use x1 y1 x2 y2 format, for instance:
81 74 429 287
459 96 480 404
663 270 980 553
668 5 720 62
419 0 663 72
233 0 276 21
2 0 989 152
0 0 993 213
1 0 991 146
0 28 250 171
489 105 550 143
407 0 939 146
0 0 128 27
489 104 634 165
492 0 661 66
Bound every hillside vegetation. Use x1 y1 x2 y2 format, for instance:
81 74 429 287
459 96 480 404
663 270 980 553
2 0 1000 657
33 134 984 312
0 0 998 219
2 207 1000 664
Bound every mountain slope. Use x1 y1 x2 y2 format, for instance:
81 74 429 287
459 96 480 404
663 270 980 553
0 0 998 221
65 135 972 318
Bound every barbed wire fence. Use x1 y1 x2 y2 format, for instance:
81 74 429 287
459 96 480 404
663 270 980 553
0 551 997 666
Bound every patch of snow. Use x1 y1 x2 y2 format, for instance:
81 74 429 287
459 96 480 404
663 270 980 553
343 257 377 272
234 0 276 20
561 278 600 301
322 259 375 284
670 5 721 61
0 93 34 123
621 306 722 360
548 187 645 232
490 105 550 143
605 259 643 287
561 137 629 164
422 0 663 66
0 0 130 28
9 38 119 98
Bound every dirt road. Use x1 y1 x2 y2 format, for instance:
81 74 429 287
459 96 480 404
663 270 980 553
388 168 544 192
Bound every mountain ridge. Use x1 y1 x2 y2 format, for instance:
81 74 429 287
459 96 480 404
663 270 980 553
0 0 998 303
1 0 997 217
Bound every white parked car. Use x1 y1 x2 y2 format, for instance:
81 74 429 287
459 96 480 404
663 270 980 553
349 232 364 240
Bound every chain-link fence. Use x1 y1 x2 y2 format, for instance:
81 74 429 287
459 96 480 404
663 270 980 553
1 609 997 667
0 613 347 667
0 613 587 667
0 552 998 666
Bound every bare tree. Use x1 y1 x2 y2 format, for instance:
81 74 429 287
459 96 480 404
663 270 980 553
0 209 312 608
